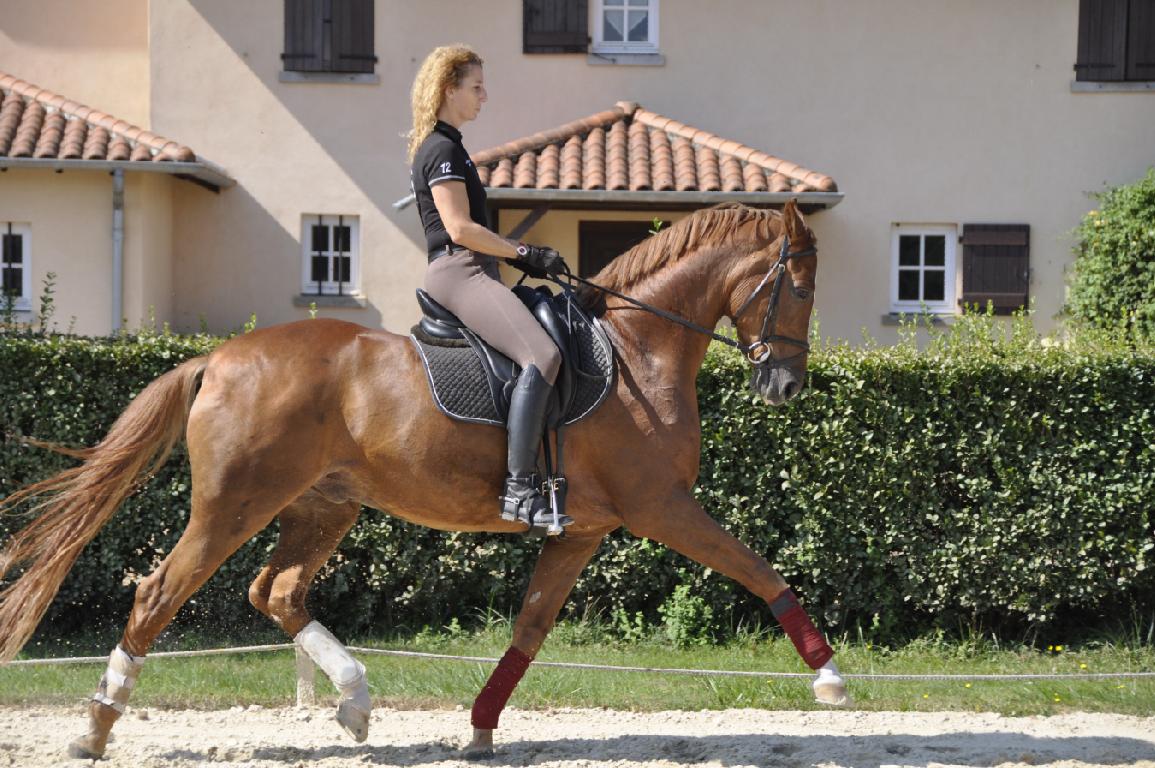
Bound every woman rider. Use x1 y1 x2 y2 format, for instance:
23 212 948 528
408 45 571 535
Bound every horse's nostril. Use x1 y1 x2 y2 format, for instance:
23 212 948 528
783 381 798 400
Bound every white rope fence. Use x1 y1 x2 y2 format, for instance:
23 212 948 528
9 641 1155 706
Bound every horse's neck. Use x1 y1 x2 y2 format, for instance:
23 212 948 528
605 246 730 387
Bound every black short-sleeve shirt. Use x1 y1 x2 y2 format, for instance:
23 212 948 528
411 120 489 258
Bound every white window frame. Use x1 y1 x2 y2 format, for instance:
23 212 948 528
1 222 32 312
592 0 660 54
890 224 957 315
300 214 361 297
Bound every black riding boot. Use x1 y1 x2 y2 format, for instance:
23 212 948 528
500 365 573 534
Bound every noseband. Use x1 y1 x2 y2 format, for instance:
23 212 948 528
538 234 816 370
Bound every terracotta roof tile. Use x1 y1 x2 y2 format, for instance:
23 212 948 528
582 127 605 190
537 143 559 189
743 163 768 192
720 155 743 192
83 126 110 160
110 138 133 162
627 119 651 191
650 129 674 191
491 157 514 187
513 151 536 188
0 71 198 164
61 117 86 159
696 145 720 191
34 110 65 158
474 101 837 198
607 120 628 191
560 135 582 189
12 100 45 157
672 135 696 191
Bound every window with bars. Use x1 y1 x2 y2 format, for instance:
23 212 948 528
1075 0 1155 82
592 0 659 53
283 0 376 74
1 223 31 312
890 224 957 315
301 215 360 296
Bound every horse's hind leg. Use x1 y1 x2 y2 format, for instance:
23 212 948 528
627 491 851 707
247 491 368 741
68 478 318 759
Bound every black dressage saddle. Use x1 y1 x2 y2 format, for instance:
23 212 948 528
410 285 614 428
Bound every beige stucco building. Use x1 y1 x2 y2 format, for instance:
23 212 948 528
1 1 1152 341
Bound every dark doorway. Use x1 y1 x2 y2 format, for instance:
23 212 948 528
579 220 669 278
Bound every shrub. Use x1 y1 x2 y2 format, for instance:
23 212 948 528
658 582 717 647
1066 168 1155 342
1 316 1152 648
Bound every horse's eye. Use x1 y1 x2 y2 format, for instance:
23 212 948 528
794 287 812 300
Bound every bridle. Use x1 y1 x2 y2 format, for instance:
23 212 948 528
546 234 816 370
731 234 816 368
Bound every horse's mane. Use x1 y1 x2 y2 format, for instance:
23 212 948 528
577 204 782 309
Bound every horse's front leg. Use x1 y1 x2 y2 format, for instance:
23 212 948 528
464 531 606 758
627 491 851 707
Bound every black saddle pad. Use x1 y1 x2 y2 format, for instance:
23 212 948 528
410 291 614 427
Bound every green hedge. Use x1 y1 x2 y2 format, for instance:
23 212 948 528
1 319 1153 647
1066 168 1155 342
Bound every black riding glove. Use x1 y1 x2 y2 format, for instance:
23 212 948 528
515 243 567 277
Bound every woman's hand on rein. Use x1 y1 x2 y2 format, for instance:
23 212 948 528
515 244 568 277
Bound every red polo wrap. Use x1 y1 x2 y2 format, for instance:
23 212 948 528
771 589 834 669
471 646 532 729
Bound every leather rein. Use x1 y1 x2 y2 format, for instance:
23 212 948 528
544 234 816 370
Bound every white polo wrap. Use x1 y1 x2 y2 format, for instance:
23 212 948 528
92 645 144 713
294 621 369 709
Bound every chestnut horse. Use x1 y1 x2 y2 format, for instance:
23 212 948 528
0 200 849 759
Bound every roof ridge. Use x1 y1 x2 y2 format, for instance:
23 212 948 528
0 71 195 162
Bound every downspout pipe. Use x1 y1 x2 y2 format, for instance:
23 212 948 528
112 169 124 332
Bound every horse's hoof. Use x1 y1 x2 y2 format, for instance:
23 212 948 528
336 700 370 743
812 673 852 707
462 745 496 760
67 737 105 760
463 728 495 760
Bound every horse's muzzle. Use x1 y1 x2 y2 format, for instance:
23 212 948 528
751 365 806 406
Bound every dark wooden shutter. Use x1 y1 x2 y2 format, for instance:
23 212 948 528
960 224 1030 315
284 0 376 73
1075 0 1128 81
524 0 589 54
1127 0 1155 80
332 0 377 73
283 0 326 72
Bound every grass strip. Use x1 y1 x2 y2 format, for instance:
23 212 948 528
2 629 1152 716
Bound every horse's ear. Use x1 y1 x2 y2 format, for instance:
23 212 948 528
782 198 806 242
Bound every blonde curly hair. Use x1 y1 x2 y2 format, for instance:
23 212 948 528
407 45 484 162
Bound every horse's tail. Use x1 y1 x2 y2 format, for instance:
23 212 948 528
0 355 209 663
